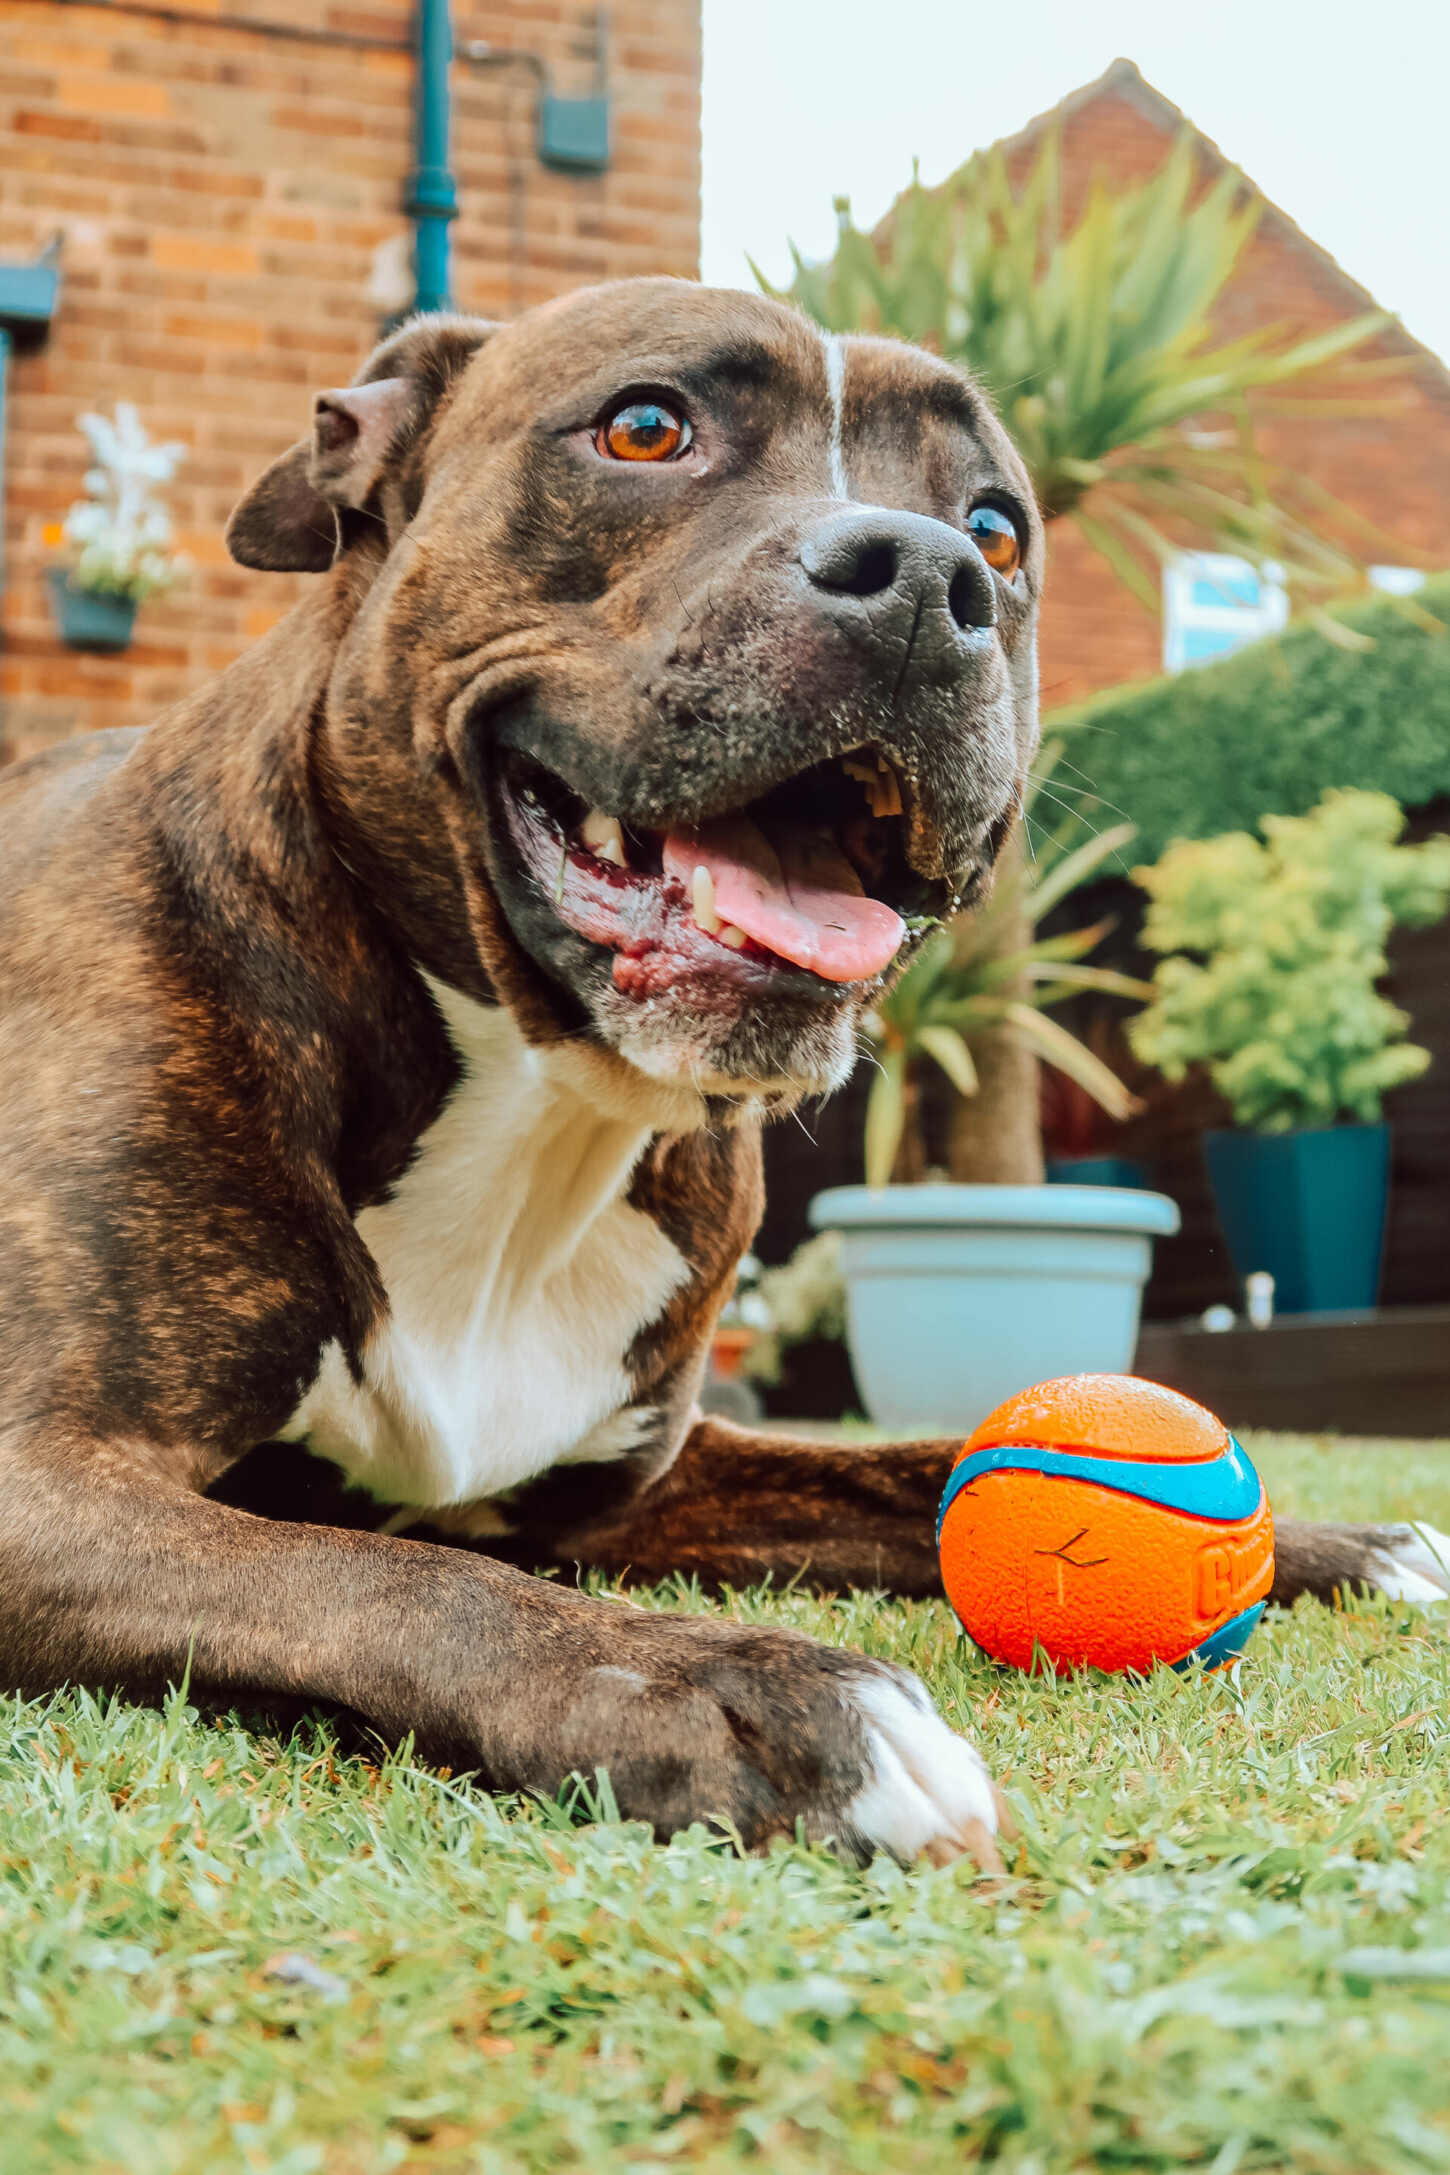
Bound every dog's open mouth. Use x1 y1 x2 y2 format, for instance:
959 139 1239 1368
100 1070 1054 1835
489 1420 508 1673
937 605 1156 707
498 748 936 999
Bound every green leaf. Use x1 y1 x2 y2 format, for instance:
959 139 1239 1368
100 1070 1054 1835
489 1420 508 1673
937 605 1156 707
863 1046 908 1187
1072 512 1163 612
1021 961 1156 1000
916 1024 979 1098
1002 1002 1140 1120
1026 821 1139 922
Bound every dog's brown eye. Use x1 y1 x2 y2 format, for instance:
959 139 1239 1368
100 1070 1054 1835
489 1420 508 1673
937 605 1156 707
968 504 1022 578
596 399 690 463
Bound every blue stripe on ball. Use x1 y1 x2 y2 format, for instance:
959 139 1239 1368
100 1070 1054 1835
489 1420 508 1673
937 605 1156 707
1170 1599 1266 1672
936 1434 1263 1544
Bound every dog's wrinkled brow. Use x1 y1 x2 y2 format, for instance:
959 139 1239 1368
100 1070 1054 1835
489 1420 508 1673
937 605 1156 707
670 340 789 401
910 371 992 435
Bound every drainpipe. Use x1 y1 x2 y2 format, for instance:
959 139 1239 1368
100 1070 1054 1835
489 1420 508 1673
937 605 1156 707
0 244 61 619
0 325 12 604
407 0 457 316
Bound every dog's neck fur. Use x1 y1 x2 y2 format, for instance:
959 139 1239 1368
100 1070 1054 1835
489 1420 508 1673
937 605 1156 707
277 974 693 1511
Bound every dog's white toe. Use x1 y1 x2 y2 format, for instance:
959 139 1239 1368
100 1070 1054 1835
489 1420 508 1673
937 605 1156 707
841 1669 1001 1866
1369 1522 1450 1602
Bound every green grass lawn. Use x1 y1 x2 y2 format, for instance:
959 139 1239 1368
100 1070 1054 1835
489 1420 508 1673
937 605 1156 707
6 1433 1450 2174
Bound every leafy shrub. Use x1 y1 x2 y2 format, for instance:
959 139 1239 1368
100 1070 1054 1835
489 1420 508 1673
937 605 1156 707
1128 789 1450 1131
1053 577 1450 863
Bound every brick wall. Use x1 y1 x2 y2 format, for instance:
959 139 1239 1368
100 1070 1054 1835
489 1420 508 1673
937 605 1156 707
1026 77 1450 711
0 0 700 758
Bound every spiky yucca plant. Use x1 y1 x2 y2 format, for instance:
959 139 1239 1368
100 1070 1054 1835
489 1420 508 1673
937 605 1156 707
768 129 1389 608
765 129 1397 1181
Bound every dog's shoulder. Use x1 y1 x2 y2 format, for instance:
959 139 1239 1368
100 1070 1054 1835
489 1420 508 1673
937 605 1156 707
0 682 444 1463
0 725 146 898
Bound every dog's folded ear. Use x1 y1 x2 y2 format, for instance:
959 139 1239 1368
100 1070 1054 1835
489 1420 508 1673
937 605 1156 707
226 313 496 573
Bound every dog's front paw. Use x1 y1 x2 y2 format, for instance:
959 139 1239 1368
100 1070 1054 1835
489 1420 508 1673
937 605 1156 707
575 1624 1010 1870
1366 1522 1450 1603
834 1666 1009 1870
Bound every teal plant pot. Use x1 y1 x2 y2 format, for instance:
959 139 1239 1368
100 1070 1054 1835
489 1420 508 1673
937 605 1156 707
809 1184 1180 1434
1047 1154 1150 1190
47 569 137 653
1203 1122 1390 1315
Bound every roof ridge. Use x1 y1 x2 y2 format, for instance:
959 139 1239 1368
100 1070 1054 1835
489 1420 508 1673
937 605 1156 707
921 60 1450 393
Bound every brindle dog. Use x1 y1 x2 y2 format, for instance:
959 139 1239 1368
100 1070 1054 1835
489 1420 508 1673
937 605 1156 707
2 281 1444 1869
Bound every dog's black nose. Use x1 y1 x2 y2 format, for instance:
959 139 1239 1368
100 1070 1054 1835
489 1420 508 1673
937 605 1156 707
798 506 997 668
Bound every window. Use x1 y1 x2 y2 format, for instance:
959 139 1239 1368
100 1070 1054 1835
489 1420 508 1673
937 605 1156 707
1163 557 1431 674
1163 552 1289 673
1368 565 1428 596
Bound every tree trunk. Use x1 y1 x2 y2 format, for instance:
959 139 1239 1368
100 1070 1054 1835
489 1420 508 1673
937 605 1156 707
946 824 1046 1185
889 1067 929 1185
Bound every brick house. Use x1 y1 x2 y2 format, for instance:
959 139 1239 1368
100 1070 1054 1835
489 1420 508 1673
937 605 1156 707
0 0 700 762
1018 60 1450 713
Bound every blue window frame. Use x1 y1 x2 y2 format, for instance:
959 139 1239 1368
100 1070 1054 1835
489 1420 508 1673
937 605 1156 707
1163 552 1288 674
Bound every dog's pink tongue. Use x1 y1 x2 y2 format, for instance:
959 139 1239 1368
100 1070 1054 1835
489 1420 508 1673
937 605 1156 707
662 816 904 983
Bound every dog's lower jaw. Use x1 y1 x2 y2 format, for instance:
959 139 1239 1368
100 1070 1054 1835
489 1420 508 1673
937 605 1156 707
596 978 862 1110
453 835 863 1122
474 857 870 1115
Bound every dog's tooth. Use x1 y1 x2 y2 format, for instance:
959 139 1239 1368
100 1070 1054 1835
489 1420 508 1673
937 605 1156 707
691 864 721 934
869 763 903 819
718 923 748 949
844 751 904 820
580 810 628 866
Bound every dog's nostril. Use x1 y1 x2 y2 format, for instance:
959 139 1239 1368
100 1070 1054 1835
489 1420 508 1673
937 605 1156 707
834 541 898 598
802 533 900 598
948 562 993 632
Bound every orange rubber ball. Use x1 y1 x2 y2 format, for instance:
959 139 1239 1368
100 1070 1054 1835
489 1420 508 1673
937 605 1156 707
937 1374 1274 1674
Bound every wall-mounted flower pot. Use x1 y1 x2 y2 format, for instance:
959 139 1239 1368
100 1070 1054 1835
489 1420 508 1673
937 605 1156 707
47 569 137 653
809 1183 1180 1433
1203 1122 1390 1315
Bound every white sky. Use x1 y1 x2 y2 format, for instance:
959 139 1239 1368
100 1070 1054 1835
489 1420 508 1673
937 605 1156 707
700 0 1450 367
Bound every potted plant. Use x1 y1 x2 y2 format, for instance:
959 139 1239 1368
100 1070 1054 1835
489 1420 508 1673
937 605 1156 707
1128 788 1450 1313
809 760 1179 1431
48 402 186 651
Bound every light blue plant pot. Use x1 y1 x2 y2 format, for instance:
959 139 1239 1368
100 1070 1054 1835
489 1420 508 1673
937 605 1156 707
809 1183 1181 1434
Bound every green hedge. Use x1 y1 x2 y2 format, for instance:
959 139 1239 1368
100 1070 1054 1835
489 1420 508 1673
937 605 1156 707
1050 574 1450 862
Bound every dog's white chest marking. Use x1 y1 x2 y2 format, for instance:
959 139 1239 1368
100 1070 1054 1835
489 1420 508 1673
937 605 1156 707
281 979 689 1510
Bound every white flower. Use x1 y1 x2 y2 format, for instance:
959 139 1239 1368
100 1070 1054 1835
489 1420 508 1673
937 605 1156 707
59 402 187 603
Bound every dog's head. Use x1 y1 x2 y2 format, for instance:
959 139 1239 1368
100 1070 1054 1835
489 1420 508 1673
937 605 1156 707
229 279 1042 1113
